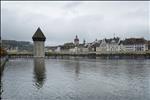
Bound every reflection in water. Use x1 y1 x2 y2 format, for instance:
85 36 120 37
125 61 149 96
33 58 46 89
75 59 80 79
0 70 4 100
0 60 5 99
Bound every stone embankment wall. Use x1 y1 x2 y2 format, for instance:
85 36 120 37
0 56 8 71
7 52 150 59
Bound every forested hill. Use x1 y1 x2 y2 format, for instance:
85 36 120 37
1 40 33 52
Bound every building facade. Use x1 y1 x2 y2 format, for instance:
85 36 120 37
122 38 148 52
96 37 121 53
45 36 149 54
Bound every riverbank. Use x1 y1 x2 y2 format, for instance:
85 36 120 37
7 52 150 59
0 56 8 72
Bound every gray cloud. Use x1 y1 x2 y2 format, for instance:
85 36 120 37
1 1 150 46
63 2 82 9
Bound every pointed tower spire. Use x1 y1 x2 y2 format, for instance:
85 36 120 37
83 39 86 44
32 27 46 41
113 33 115 38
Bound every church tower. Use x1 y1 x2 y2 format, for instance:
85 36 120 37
74 35 79 46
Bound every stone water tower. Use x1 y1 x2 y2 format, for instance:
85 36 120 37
32 27 46 58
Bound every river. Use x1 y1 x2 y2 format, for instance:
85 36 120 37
1 58 150 100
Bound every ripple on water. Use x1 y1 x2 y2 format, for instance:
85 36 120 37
1 59 150 100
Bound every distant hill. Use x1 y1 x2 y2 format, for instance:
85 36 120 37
1 40 33 52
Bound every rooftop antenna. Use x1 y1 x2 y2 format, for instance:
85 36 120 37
113 33 115 38
83 38 86 44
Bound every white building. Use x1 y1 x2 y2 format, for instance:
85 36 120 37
55 46 61 52
68 36 89 53
122 38 148 52
96 37 121 53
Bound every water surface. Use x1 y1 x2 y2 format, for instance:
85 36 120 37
1 58 150 100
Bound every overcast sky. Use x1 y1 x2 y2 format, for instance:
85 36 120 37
1 1 150 46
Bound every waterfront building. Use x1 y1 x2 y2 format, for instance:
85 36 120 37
44 35 149 54
89 39 101 52
32 27 46 57
6 47 18 53
66 36 89 53
46 36 97 54
68 35 80 53
96 37 121 53
96 39 106 52
69 44 88 53
122 38 148 52
55 46 61 52
45 46 58 53
45 42 76 53
107 37 121 52
61 42 75 53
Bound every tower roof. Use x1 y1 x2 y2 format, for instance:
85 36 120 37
32 27 46 41
74 35 79 41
